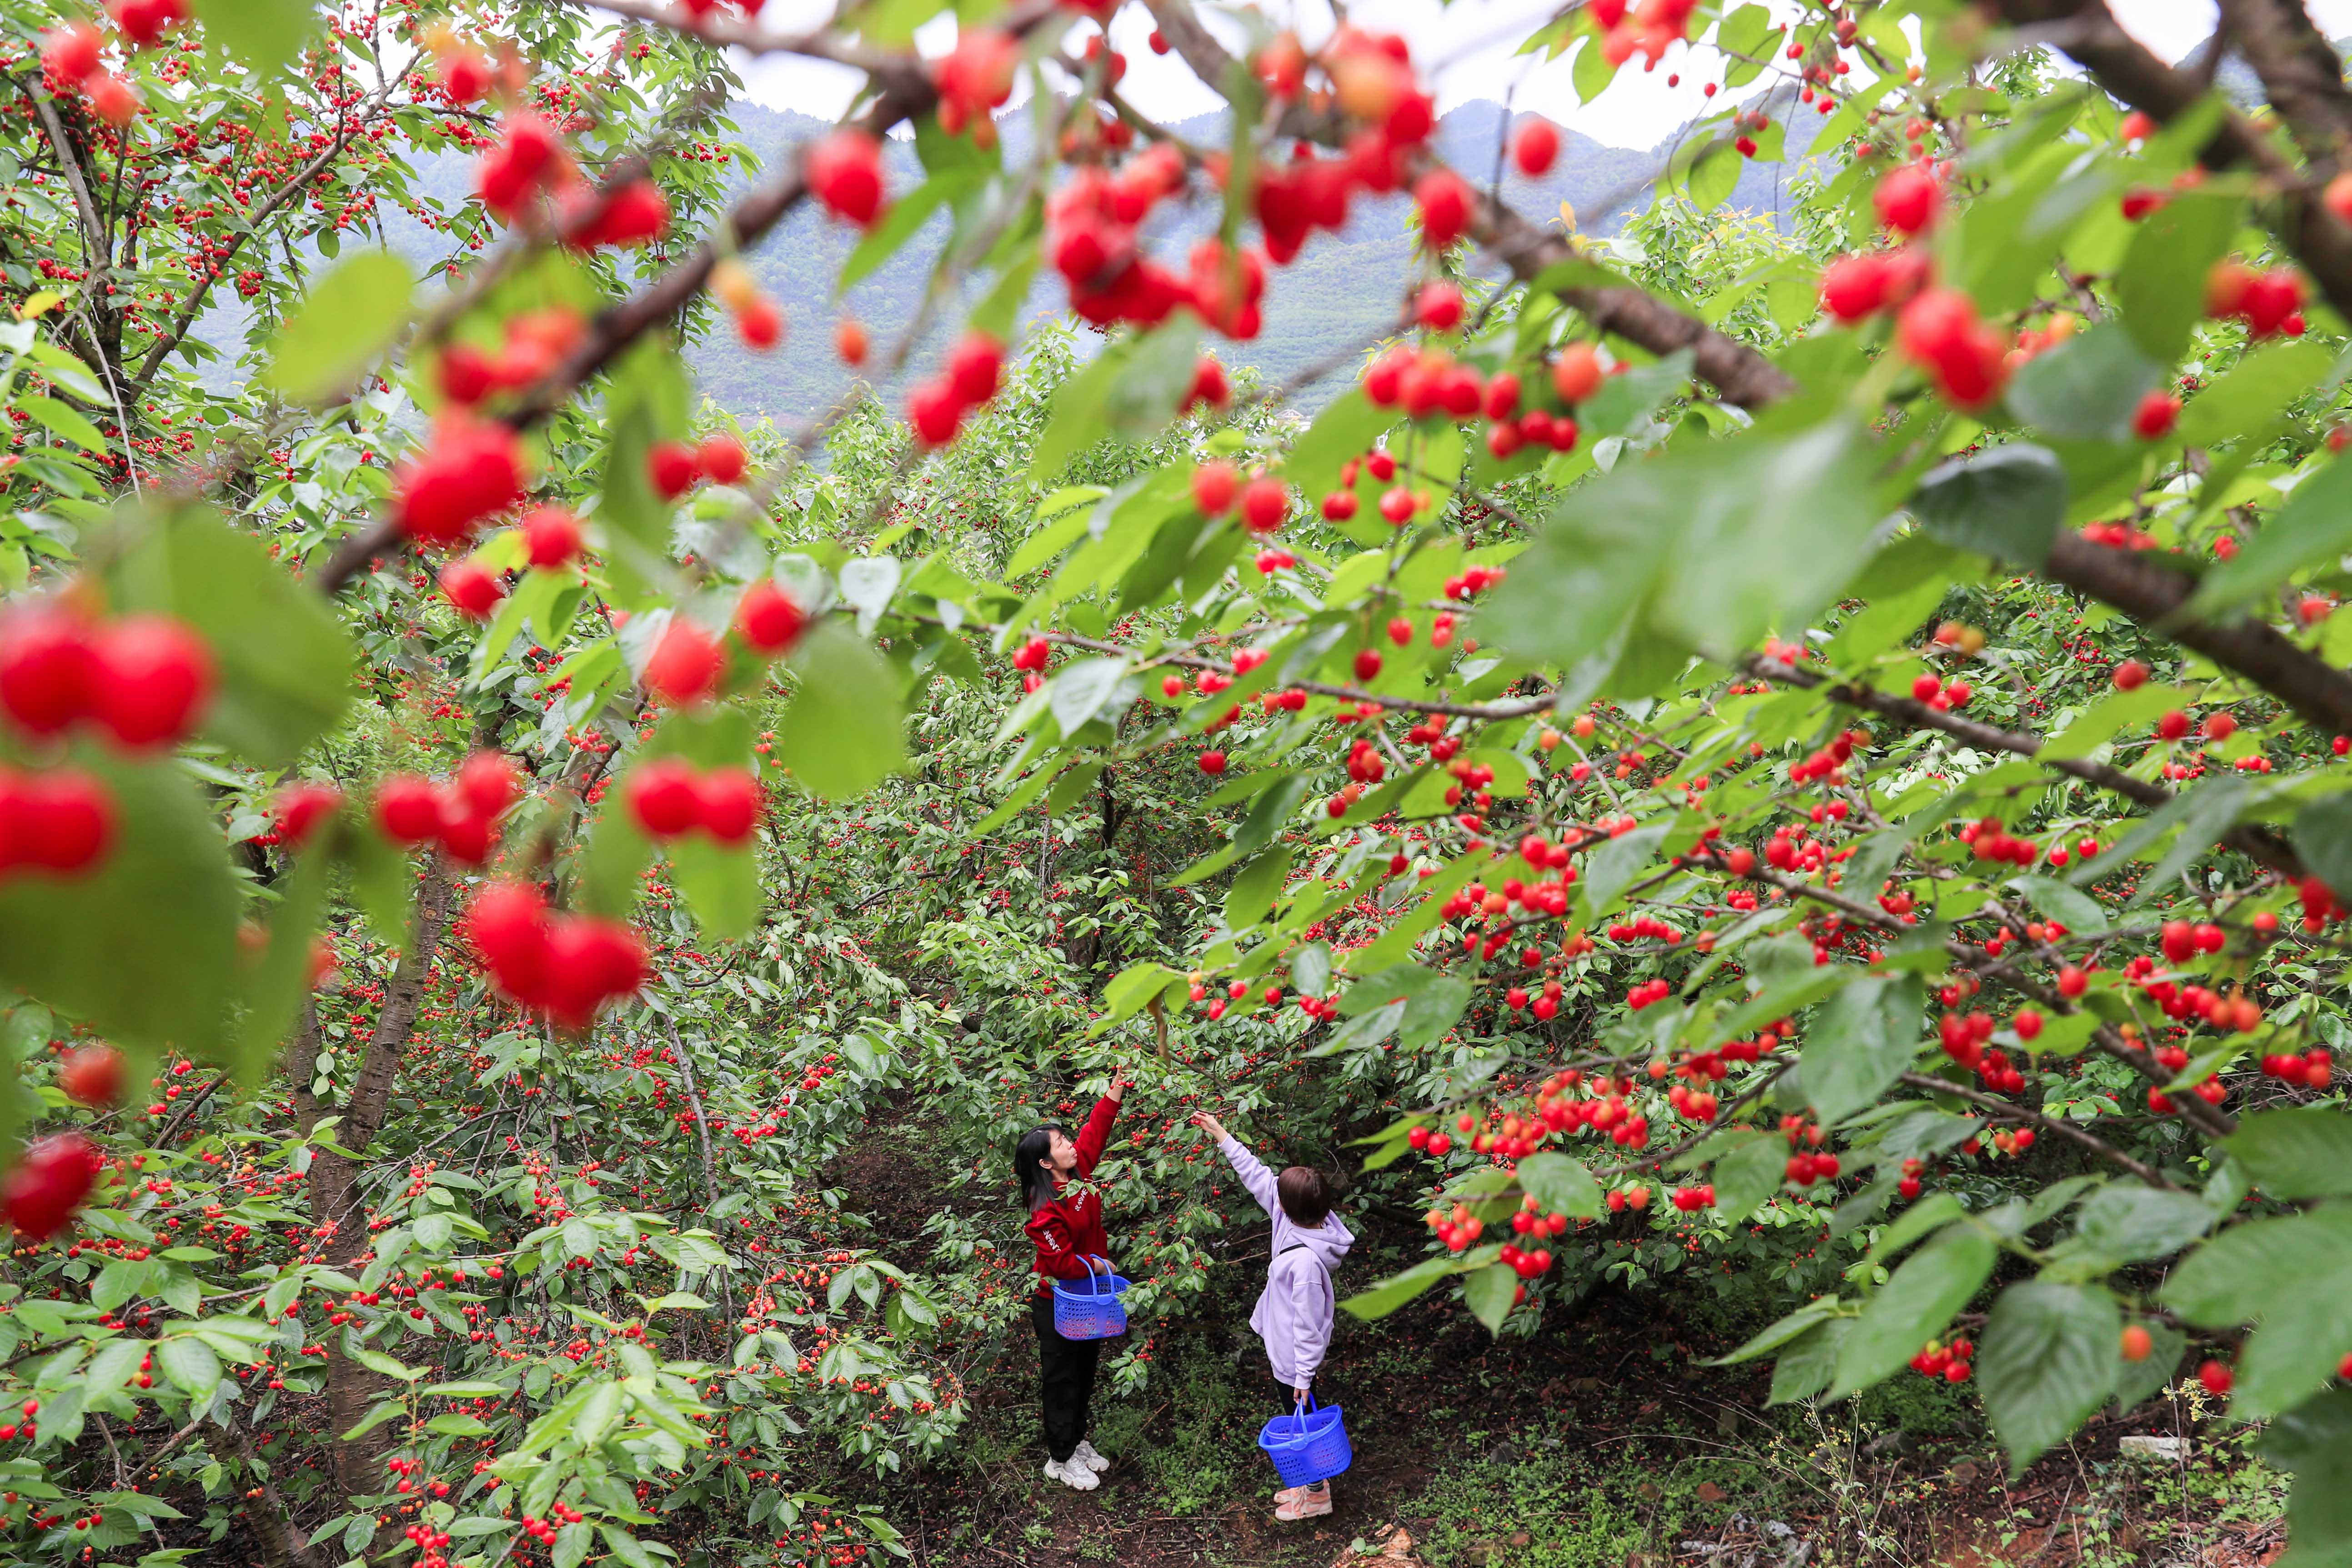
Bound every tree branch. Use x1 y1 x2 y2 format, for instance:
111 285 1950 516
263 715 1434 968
1897 1071 2187 1191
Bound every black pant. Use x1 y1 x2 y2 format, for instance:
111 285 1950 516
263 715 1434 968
1031 1295 1101 1464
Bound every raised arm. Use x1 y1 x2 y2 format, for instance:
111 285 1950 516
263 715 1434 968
1214 1132 1281 1218
1069 1081 1126 1180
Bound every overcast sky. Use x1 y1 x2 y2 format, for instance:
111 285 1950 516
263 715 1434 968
719 0 2352 149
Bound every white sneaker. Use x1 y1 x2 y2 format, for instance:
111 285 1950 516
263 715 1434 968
1073 1439 1112 1473
1045 1457 1099 1491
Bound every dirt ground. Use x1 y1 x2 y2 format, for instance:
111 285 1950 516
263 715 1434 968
818 1114 2287 1568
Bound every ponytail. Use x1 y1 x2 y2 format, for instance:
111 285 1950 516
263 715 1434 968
1014 1124 1064 1212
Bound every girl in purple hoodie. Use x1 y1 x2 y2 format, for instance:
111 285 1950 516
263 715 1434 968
1191 1111 1354 1523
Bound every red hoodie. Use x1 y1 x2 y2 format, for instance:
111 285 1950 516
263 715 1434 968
1025 1094 1120 1294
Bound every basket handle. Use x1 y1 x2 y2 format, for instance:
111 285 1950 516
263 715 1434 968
1289 1391 1318 1434
1081 1254 1113 1297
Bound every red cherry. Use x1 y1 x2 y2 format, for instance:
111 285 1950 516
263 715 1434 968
373 775 446 845
648 441 702 500
438 344 497 405
1353 648 1383 681
2198 1360 2233 1398
0 604 100 736
736 295 784 350
1512 118 1560 176
438 560 505 621
696 436 748 487
522 506 583 569
834 318 869 366
643 619 723 706
735 580 807 656
3 769 115 875
1 1134 100 1242
462 881 552 1004
84 72 141 127
627 757 703 839
1552 341 1603 404
906 379 963 446
1238 479 1289 534
2133 390 2181 441
564 180 668 250
271 782 342 850
40 24 102 89
1414 282 1464 333
1191 461 1239 517
807 130 886 227
395 419 525 546
2112 659 2150 690
696 768 762 844
1873 161 1943 235
57 1046 123 1109
946 333 1003 406
1198 750 1227 775
1413 168 1474 250
476 114 569 222
454 751 520 821
90 616 212 750
539 916 646 1029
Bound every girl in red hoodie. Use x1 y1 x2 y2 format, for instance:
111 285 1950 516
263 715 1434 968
1015 1075 1128 1490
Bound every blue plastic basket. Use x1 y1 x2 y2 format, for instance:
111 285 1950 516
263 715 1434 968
1257 1394 1353 1487
1051 1255 1129 1340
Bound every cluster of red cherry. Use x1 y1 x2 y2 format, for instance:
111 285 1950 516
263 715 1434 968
0 601 216 880
38 4 185 130
461 881 648 1030
624 758 763 846
374 751 523 866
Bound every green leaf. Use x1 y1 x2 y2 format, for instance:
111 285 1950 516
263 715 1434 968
2177 341 2334 449
777 623 906 800
2038 686 2190 761
2110 1321 2186 1415
1224 846 1292 932
260 252 414 403
1831 1225 1998 1398
18 395 108 456
1337 963 1471 1052
2221 1106 2352 1199
2052 1186 2217 1270
1577 822 1668 919
1768 1318 1851 1405
1030 347 1127 480
1104 319 1204 444
1709 1133 1790 1226
1710 1299 1840 1365
2259 1387 2352 1568
0 752 239 1057
1481 418 1881 673
1975 1281 2120 1472
1516 1152 1601 1219
2004 875 2109 935
1463 1263 1518 1334
1909 445 2064 566
2115 192 2240 363
1282 390 1394 516
2004 326 2161 443
1339 1248 1494 1321
1047 657 1128 738
1803 973 1924 1127
2194 451 2352 615
155 1338 221 1399
840 175 968 291
192 0 318 76
2164 1202 2352 1419
112 507 357 768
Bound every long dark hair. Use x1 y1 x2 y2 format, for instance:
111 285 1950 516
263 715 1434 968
1014 1124 1066 1212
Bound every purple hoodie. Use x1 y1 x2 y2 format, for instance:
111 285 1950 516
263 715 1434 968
1218 1135 1354 1390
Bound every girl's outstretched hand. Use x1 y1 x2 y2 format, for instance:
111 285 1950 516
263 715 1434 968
1189 1110 1228 1142
1107 1074 1134 1104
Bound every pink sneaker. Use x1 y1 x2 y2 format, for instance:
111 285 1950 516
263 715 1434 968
1275 1483 1331 1522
